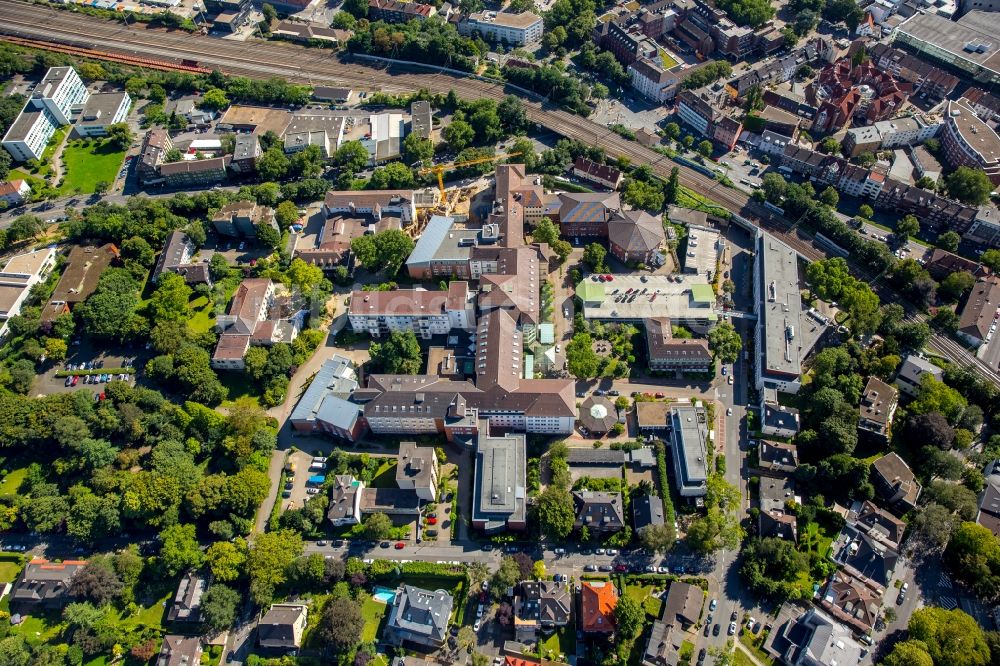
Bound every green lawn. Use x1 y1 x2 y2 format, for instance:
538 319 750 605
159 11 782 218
0 557 24 584
740 633 775 665
659 48 678 69
58 138 126 195
188 295 215 335
8 169 46 194
9 611 66 647
361 597 389 643
539 625 575 659
120 589 171 630
370 462 398 488
219 373 262 409
0 467 28 495
677 186 731 218
625 583 664 619
733 649 757 666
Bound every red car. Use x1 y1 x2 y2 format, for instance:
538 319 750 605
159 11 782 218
426 517 437 525
615 564 628 572
394 542 405 550
655 392 665 398
71 375 80 386
604 275 614 281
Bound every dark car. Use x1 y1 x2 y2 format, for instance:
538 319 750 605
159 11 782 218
713 624 721 636
703 624 711 636
697 648 707 664
380 541 390 548
614 564 627 572
598 565 614 572
483 543 494 551
426 529 438 536
584 564 598 572
731 610 739 622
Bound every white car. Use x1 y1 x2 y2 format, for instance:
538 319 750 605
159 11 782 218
474 619 482 631
306 488 320 495
555 345 561 353
727 375 733 385
727 407 733 416
564 308 570 317
477 604 485 618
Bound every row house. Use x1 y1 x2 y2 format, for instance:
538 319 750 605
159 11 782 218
867 42 959 102
964 88 1000 122
677 87 742 149
367 0 435 22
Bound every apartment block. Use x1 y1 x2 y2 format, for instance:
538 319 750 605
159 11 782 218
2 67 90 161
348 282 475 339
460 11 543 45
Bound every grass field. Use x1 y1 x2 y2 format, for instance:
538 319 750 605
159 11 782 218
539 625 574 659
625 583 664 619
0 467 28 495
219 373 262 409
370 462 398 488
361 597 389 643
677 186 731 218
0 556 24 583
188 295 215 334
799 521 833 558
659 48 679 69
58 138 126 195
740 632 775 665
733 648 757 666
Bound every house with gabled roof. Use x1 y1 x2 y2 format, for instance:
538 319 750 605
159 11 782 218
580 581 618 635
386 585 453 649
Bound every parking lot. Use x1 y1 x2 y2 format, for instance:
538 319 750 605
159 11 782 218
31 339 143 397
281 450 319 512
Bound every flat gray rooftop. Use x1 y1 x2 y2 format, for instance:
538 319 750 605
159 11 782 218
759 233 805 379
897 11 1000 74
670 405 707 487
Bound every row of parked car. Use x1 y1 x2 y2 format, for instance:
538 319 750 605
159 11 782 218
65 373 130 387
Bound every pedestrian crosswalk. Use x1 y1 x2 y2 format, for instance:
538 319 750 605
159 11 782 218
938 572 953 589
937 596 958 611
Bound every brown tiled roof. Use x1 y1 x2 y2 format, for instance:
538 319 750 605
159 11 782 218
871 452 920 506
159 156 230 175
213 333 251 360
574 156 622 185
926 248 987 279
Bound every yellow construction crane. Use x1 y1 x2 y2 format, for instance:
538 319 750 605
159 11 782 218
419 152 521 207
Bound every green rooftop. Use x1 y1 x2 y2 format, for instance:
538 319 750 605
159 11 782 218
577 281 606 303
690 283 715 304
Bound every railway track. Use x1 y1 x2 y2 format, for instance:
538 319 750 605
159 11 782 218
1 0 996 387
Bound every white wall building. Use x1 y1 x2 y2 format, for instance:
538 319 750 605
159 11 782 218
0 247 58 340
2 67 90 161
459 11 544 45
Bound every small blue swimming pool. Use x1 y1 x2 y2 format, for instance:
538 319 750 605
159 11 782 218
373 586 396 604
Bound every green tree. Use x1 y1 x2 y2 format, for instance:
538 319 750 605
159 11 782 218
664 123 681 141
937 231 961 252
908 606 991 666
201 584 241 633
858 204 874 219
946 522 1000 600
697 140 713 158
442 119 475 151
818 186 839 208
76 269 139 341
708 322 742 364
565 332 601 378
247 530 303 606
158 523 204 576
44 337 67 361
491 557 521 600
257 147 290 181
206 539 248 582
537 485 575 540
665 166 680 205
333 140 370 173
614 595 644 640
148 273 192 324
498 95 528 134
819 137 841 154
638 522 676 554
105 123 133 150
946 166 994 205
582 243 607 272
362 512 393 540
940 271 976 302
256 222 281 249
369 329 423 374
402 133 434 165
317 597 364 648
199 88 231 112
896 214 920 242
881 641 933 666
